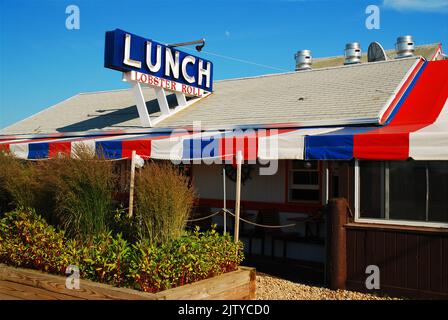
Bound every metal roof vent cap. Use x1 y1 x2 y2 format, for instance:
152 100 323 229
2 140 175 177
295 50 312 70
344 42 362 65
395 35 415 59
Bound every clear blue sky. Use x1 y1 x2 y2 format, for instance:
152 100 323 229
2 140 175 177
1 0 447 129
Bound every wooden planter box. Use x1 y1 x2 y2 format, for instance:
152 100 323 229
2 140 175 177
0 264 256 300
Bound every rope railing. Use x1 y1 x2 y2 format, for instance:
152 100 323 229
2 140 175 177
222 209 296 229
186 210 222 222
121 207 298 228
187 208 296 228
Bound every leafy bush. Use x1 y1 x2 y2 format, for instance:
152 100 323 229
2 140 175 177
0 208 80 274
81 232 131 287
129 226 244 292
0 209 244 293
110 205 140 243
135 161 195 244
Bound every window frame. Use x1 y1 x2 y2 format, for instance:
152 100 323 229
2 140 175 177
287 160 321 204
354 160 448 229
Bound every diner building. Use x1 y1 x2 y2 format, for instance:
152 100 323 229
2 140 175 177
1 39 447 299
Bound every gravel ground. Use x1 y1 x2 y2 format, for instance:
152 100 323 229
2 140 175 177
256 273 400 300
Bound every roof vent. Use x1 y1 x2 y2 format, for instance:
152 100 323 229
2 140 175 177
344 42 362 65
368 42 388 62
295 50 312 70
395 35 415 59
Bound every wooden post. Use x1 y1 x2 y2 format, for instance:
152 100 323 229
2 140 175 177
128 150 137 218
328 198 348 290
223 166 227 234
234 151 242 243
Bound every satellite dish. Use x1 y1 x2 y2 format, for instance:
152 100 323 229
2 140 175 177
368 42 388 62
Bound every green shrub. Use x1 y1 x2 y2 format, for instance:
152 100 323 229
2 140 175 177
129 226 244 292
0 209 244 293
0 208 80 274
81 232 131 287
110 205 140 243
135 161 195 244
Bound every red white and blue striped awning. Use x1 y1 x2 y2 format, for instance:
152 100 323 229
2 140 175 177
1 60 447 161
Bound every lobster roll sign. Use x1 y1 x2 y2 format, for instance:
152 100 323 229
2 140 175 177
104 29 213 97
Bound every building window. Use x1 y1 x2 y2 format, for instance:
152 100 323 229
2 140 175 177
288 160 320 202
356 160 448 226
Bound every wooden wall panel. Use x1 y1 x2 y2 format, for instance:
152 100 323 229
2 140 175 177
443 237 448 293
429 237 443 293
345 225 448 299
418 235 431 292
395 233 407 289
384 232 396 287
354 230 366 282
405 234 419 290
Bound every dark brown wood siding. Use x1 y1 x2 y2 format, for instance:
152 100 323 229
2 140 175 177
345 224 448 299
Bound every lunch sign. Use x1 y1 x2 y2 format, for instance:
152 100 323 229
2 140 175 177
104 29 213 97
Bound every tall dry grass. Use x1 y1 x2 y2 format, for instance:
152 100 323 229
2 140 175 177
0 147 118 239
0 151 45 214
135 161 195 244
1 149 195 243
43 147 117 240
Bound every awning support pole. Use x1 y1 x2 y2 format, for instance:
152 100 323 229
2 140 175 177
223 166 227 234
234 151 243 243
128 150 137 218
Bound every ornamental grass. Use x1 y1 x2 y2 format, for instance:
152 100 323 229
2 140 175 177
134 161 195 244
42 147 117 240
0 147 117 240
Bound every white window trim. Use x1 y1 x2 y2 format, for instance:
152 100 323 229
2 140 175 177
354 160 448 229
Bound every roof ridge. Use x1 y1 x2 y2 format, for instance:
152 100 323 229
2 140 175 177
76 57 420 91
312 43 440 61
215 56 420 83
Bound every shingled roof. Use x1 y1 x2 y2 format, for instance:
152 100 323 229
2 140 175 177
0 52 432 135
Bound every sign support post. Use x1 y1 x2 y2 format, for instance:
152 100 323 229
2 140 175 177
154 87 171 115
234 151 243 243
175 92 188 107
223 166 227 234
131 82 151 127
128 150 137 218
